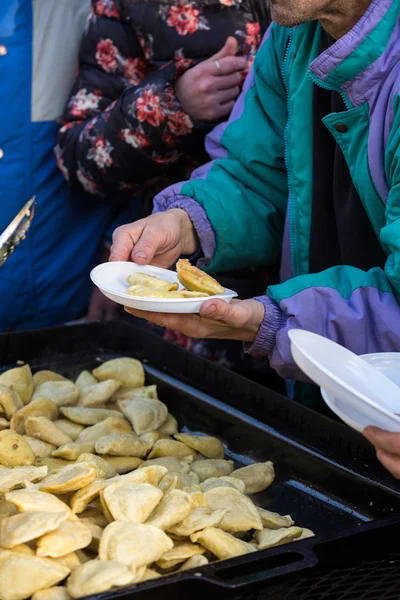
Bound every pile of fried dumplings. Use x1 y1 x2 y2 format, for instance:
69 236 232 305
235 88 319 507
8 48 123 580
0 357 314 600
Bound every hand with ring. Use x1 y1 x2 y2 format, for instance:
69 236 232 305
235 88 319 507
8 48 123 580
175 37 247 122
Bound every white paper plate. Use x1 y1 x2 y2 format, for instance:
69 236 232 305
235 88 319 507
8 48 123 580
288 330 400 433
90 261 237 314
321 353 400 432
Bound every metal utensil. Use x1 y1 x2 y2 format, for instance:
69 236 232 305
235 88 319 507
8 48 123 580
0 197 36 267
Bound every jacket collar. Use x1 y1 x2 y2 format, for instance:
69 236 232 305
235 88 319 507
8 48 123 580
307 0 399 89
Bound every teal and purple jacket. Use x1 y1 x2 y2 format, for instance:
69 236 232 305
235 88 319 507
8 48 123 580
153 0 400 380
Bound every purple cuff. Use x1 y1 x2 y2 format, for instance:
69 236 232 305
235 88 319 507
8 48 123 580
245 296 288 357
153 195 215 268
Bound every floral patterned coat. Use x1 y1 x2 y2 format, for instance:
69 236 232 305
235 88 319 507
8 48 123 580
55 0 267 199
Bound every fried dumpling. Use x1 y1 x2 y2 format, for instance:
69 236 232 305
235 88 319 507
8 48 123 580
204 487 262 532
158 472 179 493
75 371 98 389
25 436 56 458
11 399 58 435
118 465 167 486
144 457 191 474
25 416 73 447
100 455 143 474
174 434 224 459
156 541 206 570
35 458 73 472
256 507 294 530
0 430 35 467
191 527 257 560
113 385 158 402
0 364 33 405
76 453 116 479
67 559 135 599
158 413 178 436
168 507 227 537
33 371 68 388
36 519 92 558
126 286 186 298
176 259 224 295
78 380 122 408
0 385 24 418
140 431 169 447
146 489 192 530
32 586 71 600
60 406 123 426
76 417 131 443
0 465 48 493
231 462 275 494
78 507 108 528
0 510 68 547
297 528 315 540
92 358 145 389
254 526 303 549
95 433 150 457
0 553 70 600
5 490 73 517
103 482 163 523
177 471 200 488
99 521 173 569
39 464 96 494
52 441 95 461
54 420 84 442
200 476 246 494
118 397 168 435
0 417 10 430
127 272 179 291
70 479 109 514
32 382 79 408
185 488 207 508
190 459 234 482
178 555 209 572
140 568 161 581
148 439 195 460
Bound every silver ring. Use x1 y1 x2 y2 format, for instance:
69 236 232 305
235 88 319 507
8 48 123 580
214 58 221 74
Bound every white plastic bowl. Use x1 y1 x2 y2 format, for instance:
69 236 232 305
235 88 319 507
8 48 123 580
288 330 400 433
90 261 237 314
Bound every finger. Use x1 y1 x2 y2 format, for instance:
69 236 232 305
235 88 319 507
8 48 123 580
129 224 160 264
216 55 247 76
363 426 400 455
376 449 400 479
215 87 241 104
212 36 238 60
212 100 235 119
214 72 243 90
110 223 143 262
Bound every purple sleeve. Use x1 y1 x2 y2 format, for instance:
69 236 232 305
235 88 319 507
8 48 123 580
244 296 288 356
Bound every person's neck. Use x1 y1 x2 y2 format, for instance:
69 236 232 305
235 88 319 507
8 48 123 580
319 0 373 40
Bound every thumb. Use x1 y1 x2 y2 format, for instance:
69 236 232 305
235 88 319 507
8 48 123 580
200 298 235 321
130 225 158 265
212 36 238 61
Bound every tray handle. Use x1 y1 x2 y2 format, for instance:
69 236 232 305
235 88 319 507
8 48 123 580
197 543 318 589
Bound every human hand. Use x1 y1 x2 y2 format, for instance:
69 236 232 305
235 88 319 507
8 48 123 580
124 298 265 343
175 37 247 122
363 426 400 479
87 285 120 322
110 209 198 267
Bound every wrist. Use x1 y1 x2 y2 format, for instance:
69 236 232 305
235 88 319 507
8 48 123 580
247 300 266 340
169 208 199 255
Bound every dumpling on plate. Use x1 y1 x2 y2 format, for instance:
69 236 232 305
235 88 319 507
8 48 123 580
168 507 227 537
126 272 178 291
256 507 294 530
126 287 184 299
254 526 304 549
176 259 224 295
156 541 206 570
190 459 234 482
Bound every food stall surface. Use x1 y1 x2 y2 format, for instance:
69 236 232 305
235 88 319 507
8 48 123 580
0 321 399 600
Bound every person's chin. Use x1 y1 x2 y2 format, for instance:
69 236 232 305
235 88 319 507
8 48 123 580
270 4 300 27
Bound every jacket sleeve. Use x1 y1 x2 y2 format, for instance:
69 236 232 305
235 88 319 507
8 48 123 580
153 25 289 271
55 0 202 197
246 93 400 381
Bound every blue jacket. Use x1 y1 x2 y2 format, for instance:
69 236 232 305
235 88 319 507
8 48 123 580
0 0 116 331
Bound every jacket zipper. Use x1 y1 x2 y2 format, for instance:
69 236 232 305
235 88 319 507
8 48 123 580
307 70 352 110
282 31 299 277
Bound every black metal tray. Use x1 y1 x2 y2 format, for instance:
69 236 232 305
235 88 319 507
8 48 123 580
1 322 400 599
